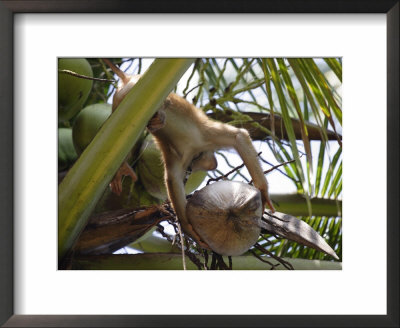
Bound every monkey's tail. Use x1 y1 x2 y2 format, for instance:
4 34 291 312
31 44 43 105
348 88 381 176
102 58 130 84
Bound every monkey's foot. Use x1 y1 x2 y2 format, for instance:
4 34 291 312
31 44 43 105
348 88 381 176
147 110 166 133
109 161 137 196
265 197 276 213
260 188 276 213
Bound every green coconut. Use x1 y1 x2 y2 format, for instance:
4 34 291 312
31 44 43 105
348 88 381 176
58 127 78 171
72 103 112 154
58 58 93 122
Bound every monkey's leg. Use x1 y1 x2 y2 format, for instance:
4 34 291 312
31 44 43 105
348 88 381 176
164 159 210 249
109 161 137 195
207 123 275 212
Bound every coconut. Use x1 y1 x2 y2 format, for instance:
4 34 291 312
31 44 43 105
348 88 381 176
58 58 93 122
186 181 263 256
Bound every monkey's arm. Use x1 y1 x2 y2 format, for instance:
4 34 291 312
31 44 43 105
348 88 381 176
233 129 275 212
164 157 210 249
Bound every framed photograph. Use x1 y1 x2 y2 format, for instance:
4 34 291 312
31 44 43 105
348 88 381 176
1 1 398 327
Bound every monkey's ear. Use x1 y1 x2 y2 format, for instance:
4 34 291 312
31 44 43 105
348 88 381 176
191 151 217 171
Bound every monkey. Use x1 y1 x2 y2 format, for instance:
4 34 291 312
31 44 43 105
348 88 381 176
103 58 275 248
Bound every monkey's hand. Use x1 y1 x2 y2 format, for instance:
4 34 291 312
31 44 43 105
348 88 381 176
147 110 166 133
110 161 137 195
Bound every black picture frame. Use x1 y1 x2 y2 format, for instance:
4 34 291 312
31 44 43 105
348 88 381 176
0 1 398 327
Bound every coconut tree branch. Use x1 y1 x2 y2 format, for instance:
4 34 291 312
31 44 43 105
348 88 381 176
70 253 342 270
208 111 340 141
58 69 115 83
74 206 170 255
